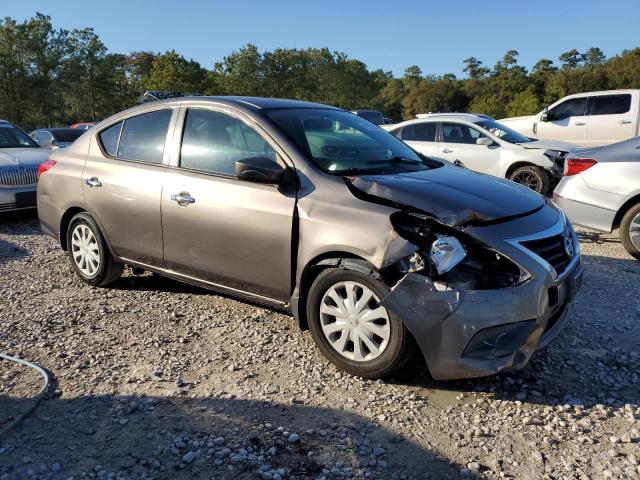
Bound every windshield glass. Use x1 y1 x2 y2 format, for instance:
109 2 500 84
474 119 532 144
0 123 39 148
356 110 384 125
52 129 85 143
265 108 433 175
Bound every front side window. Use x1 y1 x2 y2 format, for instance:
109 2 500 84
548 97 587 120
442 123 487 144
589 94 632 116
180 109 276 176
474 120 531 144
401 122 437 142
0 123 39 148
265 108 433 175
116 110 172 163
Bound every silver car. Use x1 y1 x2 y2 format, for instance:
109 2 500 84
29 128 86 149
38 97 583 380
554 136 640 260
0 120 51 212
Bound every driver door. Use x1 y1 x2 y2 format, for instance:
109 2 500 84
537 96 588 143
161 107 296 302
438 122 501 176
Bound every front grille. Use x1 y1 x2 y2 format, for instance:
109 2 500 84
520 234 572 275
0 167 38 187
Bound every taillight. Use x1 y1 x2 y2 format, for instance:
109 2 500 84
37 159 57 179
564 157 597 176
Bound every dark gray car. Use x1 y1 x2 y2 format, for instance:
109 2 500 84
37 97 583 380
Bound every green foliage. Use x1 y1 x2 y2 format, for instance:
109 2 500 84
0 13 639 129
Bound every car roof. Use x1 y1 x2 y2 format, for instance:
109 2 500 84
156 96 337 111
415 113 489 121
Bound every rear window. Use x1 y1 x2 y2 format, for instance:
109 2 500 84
589 94 632 115
355 111 384 125
116 110 172 163
52 129 85 143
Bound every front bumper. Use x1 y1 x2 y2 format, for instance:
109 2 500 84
0 186 37 212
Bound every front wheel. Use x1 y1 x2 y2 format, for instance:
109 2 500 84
67 212 123 286
620 203 640 261
508 165 550 195
306 268 413 378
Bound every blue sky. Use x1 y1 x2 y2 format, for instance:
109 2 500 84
4 0 639 77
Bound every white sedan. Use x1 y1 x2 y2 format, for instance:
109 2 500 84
383 113 575 195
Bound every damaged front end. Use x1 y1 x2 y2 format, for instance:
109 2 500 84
378 211 578 380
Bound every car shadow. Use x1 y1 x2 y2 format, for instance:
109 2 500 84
0 238 28 265
0 392 475 479
387 252 640 409
576 229 620 245
0 210 41 236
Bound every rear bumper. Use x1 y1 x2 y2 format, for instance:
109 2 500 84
383 256 583 380
553 193 616 233
0 186 37 212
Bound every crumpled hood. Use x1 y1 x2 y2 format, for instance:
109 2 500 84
0 148 50 167
347 165 546 227
521 139 575 151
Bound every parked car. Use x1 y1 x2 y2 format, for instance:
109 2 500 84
554 136 640 260
499 89 640 147
0 119 50 212
30 128 86 149
70 122 96 130
383 113 574 195
350 109 385 125
38 97 583 380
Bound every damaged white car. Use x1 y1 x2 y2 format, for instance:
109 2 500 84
38 98 583 380
383 114 574 195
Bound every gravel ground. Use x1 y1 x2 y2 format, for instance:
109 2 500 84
0 211 638 480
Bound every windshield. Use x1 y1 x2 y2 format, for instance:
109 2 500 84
52 129 85 143
265 108 433 175
0 123 39 148
474 119 532 144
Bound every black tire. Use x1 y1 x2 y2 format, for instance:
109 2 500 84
66 212 123 286
306 267 414 378
508 165 550 195
620 203 640 261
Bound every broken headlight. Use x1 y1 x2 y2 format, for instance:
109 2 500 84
390 212 530 290
430 236 466 274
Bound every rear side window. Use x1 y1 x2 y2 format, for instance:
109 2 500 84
589 94 632 115
549 97 587 120
401 122 436 141
180 109 276 176
442 123 486 144
99 122 122 156
116 110 172 163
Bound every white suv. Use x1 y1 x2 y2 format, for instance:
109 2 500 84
383 114 574 195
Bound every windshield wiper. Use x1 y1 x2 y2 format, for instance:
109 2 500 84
365 156 423 165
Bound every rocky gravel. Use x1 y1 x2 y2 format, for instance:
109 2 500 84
0 211 639 479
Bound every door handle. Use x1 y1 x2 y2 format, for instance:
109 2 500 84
84 177 102 188
442 148 453 153
574 122 586 126
170 192 195 206
620 120 632 124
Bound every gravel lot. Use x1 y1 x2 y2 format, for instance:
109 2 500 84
1 211 639 480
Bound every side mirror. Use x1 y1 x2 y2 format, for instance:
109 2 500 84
235 156 285 184
476 137 493 146
541 106 549 122
39 138 53 148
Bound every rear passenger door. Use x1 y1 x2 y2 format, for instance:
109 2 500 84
83 107 176 265
160 107 296 302
398 122 439 157
586 94 635 146
438 122 501 176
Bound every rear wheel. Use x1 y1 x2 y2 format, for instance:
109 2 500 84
306 268 413 378
508 165 550 195
620 203 640 261
67 212 123 286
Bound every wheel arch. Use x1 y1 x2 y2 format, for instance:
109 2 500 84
59 206 116 258
505 161 544 179
292 252 378 331
612 194 640 230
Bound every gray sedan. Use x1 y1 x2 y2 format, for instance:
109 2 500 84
554 136 640 259
0 120 50 212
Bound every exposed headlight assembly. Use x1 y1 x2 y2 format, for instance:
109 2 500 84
430 236 466 274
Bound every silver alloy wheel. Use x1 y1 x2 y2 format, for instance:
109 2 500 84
71 224 100 277
319 281 390 362
630 213 640 250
